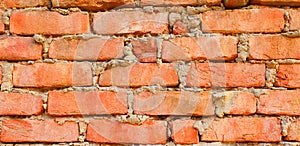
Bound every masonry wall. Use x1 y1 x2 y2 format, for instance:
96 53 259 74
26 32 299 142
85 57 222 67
0 0 300 145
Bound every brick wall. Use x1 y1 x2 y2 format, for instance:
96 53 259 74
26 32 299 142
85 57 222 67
0 0 300 145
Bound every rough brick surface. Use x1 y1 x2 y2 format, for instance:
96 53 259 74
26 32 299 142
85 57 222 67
0 37 42 60
285 120 300 141
49 37 124 61
171 120 199 144
0 92 43 115
186 63 265 87
134 91 214 116
1 0 50 8
51 0 135 11
289 10 300 31
201 117 282 142
13 63 92 88
131 38 157 62
87 119 167 144
93 11 169 35
251 0 300 6
0 13 4 34
140 0 221 6
202 8 284 33
48 91 127 116
162 36 238 62
249 35 300 60
223 0 249 8
275 64 300 88
10 11 89 35
1 120 79 142
258 90 300 115
99 63 178 87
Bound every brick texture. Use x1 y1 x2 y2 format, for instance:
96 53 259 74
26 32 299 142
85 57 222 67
131 38 157 62
275 64 300 88
171 120 199 144
289 10 300 31
1 0 50 8
285 120 300 141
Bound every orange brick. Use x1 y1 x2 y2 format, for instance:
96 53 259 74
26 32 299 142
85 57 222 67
131 38 157 62
249 35 300 60
186 63 265 88
1 120 79 142
49 37 124 61
99 63 178 87
258 90 300 115
93 11 168 35
13 63 92 88
162 36 238 62
285 120 300 141
0 92 43 115
173 20 188 35
201 117 282 142
202 8 284 33
251 0 300 6
10 11 89 35
2 0 49 8
48 91 128 116
289 10 300 31
171 120 199 144
51 0 135 11
134 91 214 116
275 64 300 88
0 37 42 60
140 0 221 6
87 119 167 144
0 13 4 34
223 0 249 8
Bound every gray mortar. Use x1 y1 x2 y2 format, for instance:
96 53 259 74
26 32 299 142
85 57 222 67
127 90 134 114
187 6 211 14
156 38 163 66
193 120 210 135
283 30 300 38
1 62 13 91
133 84 165 94
265 62 279 88
176 62 191 89
284 10 290 32
279 116 296 136
212 91 239 118
236 34 249 63
34 34 52 59
116 114 149 125
2 9 11 26
79 121 87 142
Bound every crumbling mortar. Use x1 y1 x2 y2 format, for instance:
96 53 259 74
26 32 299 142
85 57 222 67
236 34 249 63
1 62 13 91
279 116 296 137
284 10 291 32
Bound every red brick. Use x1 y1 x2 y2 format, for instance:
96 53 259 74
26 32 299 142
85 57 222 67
249 35 300 60
285 120 300 141
99 63 178 87
202 8 284 33
186 63 265 88
0 36 42 61
1 120 79 142
162 36 238 62
13 63 92 88
48 91 127 116
2 0 49 8
131 38 157 62
222 91 257 115
0 92 43 115
171 120 199 144
87 119 167 144
140 0 221 6
289 10 300 31
275 64 300 88
173 20 188 35
223 0 249 8
251 0 300 6
93 11 168 35
0 13 4 34
10 11 89 35
0 64 2 84
49 37 124 61
201 117 282 142
51 0 135 11
134 91 214 116
258 90 300 115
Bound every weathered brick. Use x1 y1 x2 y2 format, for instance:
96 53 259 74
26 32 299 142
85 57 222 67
275 64 300 88
13 63 92 88
134 91 214 116
249 35 300 60
1 0 49 8
99 63 178 87
10 11 89 35
251 0 300 6
223 0 249 8
0 92 43 116
48 91 127 116
186 63 265 88
1 120 79 142
52 0 134 11
201 117 282 142
140 0 221 6
87 119 167 144
289 10 300 31
131 38 157 62
0 13 4 34
173 20 188 35
49 37 124 61
202 8 284 33
258 90 300 115
162 36 238 62
93 11 168 35
171 120 199 144
285 120 300 141
0 37 42 60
